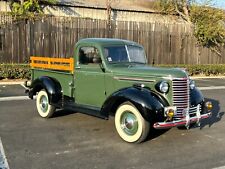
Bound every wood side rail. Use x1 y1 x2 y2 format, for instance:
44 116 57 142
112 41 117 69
30 57 74 74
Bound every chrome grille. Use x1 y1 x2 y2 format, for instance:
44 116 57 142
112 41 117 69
189 105 202 117
172 78 189 120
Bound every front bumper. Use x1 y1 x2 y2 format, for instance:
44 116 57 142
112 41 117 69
153 111 211 129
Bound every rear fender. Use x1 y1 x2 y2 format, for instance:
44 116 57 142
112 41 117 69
29 76 62 105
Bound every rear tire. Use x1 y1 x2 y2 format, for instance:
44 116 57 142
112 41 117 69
36 90 56 118
115 102 150 143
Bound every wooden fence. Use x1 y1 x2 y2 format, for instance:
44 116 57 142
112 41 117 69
0 15 224 64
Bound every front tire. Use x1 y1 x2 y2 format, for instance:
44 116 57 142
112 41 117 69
36 90 56 118
115 102 150 143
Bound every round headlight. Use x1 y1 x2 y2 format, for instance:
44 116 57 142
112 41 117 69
159 81 169 93
189 80 195 90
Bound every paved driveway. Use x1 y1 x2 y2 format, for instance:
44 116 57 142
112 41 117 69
0 78 224 169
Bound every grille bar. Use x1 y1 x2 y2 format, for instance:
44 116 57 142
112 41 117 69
172 78 189 120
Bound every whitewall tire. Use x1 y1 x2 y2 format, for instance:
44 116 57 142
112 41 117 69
36 90 56 118
115 102 150 143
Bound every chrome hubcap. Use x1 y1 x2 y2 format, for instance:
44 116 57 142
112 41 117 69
120 111 138 136
39 95 48 113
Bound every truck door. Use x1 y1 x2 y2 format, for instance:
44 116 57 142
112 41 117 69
74 46 106 108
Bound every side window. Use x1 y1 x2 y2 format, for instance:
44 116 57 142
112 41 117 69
79 47 101 64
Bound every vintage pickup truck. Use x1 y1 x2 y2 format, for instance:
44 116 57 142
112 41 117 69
25 38 212 143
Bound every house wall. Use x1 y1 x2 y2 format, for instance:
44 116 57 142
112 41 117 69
0 1 11 12
43 6 184 24
0 1 185 24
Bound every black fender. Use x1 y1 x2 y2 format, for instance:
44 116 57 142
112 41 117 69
101 87 169 122
190 87 206 113
29 76 62 105
190 87 204 105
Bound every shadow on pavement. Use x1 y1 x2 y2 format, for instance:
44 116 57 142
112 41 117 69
200 98 224 129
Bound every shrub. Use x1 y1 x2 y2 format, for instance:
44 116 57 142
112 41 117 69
156 64 225 76
0 64 224 80
0 64 31 80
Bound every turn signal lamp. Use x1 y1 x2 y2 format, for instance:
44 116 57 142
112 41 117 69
164 106 176 119
167 109 175 118
206 102 213 111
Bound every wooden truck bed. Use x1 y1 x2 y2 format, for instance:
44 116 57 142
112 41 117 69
30 57 74 97
30 56 74 73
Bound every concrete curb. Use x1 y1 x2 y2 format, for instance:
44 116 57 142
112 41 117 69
0 81 25 85
191 76 225 79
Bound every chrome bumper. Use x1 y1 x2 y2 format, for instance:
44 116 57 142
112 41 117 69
153 112 211 129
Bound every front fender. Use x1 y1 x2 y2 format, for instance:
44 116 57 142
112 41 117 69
30 76 62 104
190 87 204 106
190 87 206 113
101 87 169 122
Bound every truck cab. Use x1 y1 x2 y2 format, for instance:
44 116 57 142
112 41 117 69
26 38 212 143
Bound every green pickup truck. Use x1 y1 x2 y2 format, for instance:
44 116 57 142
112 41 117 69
25 38 212 143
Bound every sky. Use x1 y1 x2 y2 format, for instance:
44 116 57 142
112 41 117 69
196 0 225 9
210 0 225 9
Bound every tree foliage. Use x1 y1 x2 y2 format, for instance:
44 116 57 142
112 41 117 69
10 0 56 19
157 0 225 55
158 0 191 22
190 5 225 54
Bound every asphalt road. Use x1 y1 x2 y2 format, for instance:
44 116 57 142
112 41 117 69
0 78 225 169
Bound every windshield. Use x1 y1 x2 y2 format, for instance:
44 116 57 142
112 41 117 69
104 45 147 64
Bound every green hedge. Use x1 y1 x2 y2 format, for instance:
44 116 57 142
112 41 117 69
156 64 225 76
0 64 225 80
0 64 31 80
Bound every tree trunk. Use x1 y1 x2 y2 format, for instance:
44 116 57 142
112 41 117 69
182 0 191 22
174 0 191 22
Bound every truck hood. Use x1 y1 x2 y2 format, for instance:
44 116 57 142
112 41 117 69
109 64 188 79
